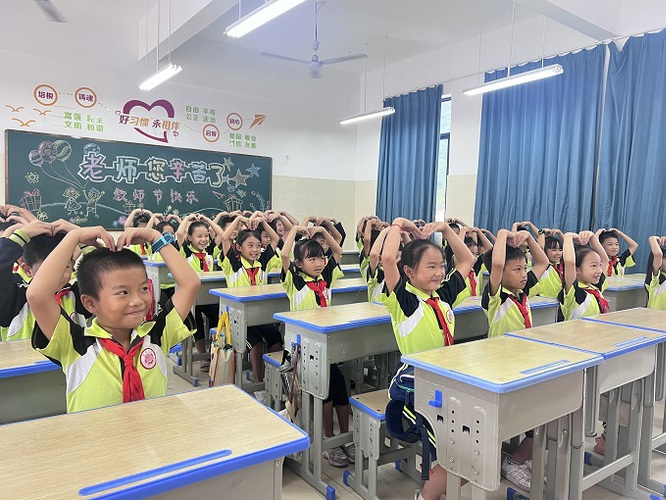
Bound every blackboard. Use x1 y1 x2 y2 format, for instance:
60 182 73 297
5 130 272 229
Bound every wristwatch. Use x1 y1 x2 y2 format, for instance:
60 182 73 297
151 232 176 253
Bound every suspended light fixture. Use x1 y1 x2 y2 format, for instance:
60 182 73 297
340 37 393 125
140 0 181 91
464 3 563 97
225 0 308 38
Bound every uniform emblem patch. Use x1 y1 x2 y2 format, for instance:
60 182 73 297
140 348 157 369
446 309 454 324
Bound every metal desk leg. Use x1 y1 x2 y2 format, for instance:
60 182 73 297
568 407 585 500
530 425 546 500
585 367 599 437
172 336 200 386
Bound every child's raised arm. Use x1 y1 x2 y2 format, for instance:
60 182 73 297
488 229 510 296
281 225 306 273
521 230 549 279
309 226 342 263
382 218 422 294
562 232 578 292
362 218 379 258
610 227 639 255
319 218 342 245
470 227 493 254
369 226 390 274
175 214 196 247
582 231 609 272
199 215 225 247
117 228 199 321
27 227 116 340
648 236 665 276
258 217 280 250
221 216 248 255
123 208 142 229
438 223 475 279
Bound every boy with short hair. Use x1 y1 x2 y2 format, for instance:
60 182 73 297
28 226 200 413
481 228 550 490
597 227 638 276
0 219 87 341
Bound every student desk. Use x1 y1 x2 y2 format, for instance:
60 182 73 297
402 336 601 500
265 264 361 283
210 278 368 391
507 319 666 500
0 385 309 499
340 249 360 265
581 308 666 496
453 295 558 341
605 274 647 311
0 339 65 424
172 271 228 386
273 302 397 498
145 260 174 304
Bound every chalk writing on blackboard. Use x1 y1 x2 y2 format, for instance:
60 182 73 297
6 130 272 228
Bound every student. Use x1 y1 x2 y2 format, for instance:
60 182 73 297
597 228 638 276
219 214 282 398
145 213 181 309
176 213 225 371
28 226 199 413
645 236 666 309
560 231 610 320
124 208 153 257
381 218 474 500
536 229 565 299
0 219 89 341
366 226 390 303
280 224 354 468
481 229 549 490
302 215 343 257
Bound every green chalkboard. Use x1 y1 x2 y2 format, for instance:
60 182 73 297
5 130 272 229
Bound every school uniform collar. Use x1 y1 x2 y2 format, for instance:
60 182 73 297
85 317 151 343
405 281 436 301
238 254 261 269
577 280 600 291
296 269 322 283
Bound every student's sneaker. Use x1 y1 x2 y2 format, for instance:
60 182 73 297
322 446 349 467
343 443 356 463
501 456 532 490
254 390 268 405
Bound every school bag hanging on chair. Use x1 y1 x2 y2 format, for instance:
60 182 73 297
209 309 235 386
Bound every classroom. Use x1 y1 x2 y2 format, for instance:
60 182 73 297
2 0 666 499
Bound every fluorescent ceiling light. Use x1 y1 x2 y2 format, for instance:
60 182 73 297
139 63 182 91
339 107 396 126
463 64 564 96
225 0 308 38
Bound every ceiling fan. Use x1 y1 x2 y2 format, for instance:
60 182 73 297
260 2 366 78
34 0 67 22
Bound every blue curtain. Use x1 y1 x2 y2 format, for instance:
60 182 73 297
376 85 442 222
596 30 666 269
474 45 605 233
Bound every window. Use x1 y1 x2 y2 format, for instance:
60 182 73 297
435 98 451 221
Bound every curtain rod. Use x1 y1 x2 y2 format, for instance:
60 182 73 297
383 24 666 101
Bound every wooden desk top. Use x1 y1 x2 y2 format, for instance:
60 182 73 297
403 336 601 393
0 385 308 499
209 278 367 302
583 308 666 332
0 339 57 379
274 302 390 333
453 295 557 313
197 271 228 283
606 274 646 290
507 319 666 358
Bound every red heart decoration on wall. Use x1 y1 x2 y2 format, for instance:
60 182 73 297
122 99 175 143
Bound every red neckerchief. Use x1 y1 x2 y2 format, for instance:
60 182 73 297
585 287 610 313
98 338 145 403
245 267 259 286
54 286 71 306
140 243 148 256
607 256 618 276
146 279 155 321
192 250 210 272
508 294 532 328
425 296 454 347
306 280 329 307
468 271 477 296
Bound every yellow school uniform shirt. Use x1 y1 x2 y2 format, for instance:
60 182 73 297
181 242 220 272
607 249 636 276
381 272 467 355
33 300 194 413
481 270 539 338
646 271 666 310
537 263 564 298
281 258 344 311
559 275 609 320
218 246 280 287
127 243 152 258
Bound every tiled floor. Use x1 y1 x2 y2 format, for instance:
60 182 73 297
167 357 666 499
